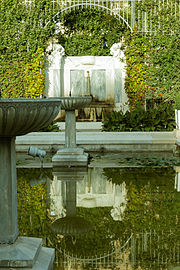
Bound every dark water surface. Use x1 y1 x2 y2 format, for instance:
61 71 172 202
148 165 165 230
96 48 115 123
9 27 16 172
17 159 180 270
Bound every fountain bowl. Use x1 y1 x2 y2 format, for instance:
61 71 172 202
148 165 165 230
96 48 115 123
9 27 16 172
60 96 92 110
51 216 93 236
0 98 61 137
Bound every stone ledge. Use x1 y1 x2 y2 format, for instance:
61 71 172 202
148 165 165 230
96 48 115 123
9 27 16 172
57 122 102 132
0 237 42 268
16 131 176 153
0 238 55 270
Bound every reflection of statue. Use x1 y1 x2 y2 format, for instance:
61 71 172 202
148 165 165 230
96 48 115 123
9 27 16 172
110 182 127 221
174 166 180 192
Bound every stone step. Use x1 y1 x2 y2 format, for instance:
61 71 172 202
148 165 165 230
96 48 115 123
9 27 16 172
28 247 55 270
0 237 42 268
0 237 55 270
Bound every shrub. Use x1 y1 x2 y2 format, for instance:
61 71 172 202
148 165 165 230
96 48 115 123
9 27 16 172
102 103 176 132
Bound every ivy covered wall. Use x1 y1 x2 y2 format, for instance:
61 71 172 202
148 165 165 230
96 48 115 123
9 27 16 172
0 0 55 98
0 0 179 110
57 8 126 56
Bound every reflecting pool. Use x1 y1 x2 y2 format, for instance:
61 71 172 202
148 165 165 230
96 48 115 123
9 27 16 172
17 155 180 270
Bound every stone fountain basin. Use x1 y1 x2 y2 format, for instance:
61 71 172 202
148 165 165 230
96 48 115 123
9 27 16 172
0 99 61 137
51 216 93 236
60 96 92 110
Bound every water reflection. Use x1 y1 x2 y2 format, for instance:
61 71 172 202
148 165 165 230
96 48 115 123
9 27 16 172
17 166 180 270
50 167 127 221
175 167 180 192
51 167 93 236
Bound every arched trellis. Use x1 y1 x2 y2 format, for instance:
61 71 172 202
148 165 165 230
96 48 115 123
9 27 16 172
25 0 180 34
45 4 133 31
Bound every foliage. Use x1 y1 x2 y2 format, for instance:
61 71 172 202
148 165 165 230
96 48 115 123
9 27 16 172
0 49 46 99
57 8 126 56
0 0 179 106
0 54 27 98
0 0 55 98
122 177 179 233
24 48 45 98
124 0 180 107
147 27 180 102
0 3 126 98
39 121 59 132
103 156 180 168
104 166 179 233
102 102 176 132
16 166 180 266
104 167 176 188
124 28 150 109
175 92 180 110
17 174 48 237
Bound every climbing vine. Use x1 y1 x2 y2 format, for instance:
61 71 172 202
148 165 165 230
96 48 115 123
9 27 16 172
0 0 179 105
124 0 180 109
124 28 150 109
0 0 55 98
57 8 126 56
24 48 45 98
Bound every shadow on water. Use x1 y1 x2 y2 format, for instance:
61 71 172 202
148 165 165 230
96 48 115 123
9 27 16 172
17 156 180 270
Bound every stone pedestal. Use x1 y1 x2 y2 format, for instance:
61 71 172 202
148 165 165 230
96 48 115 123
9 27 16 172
0 138 54 269
65 111 76 148
0 137 18 244
0 98 61 269
52 147 88 167
52 109 88 167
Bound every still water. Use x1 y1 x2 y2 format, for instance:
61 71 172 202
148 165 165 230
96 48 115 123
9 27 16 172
17 155 180 270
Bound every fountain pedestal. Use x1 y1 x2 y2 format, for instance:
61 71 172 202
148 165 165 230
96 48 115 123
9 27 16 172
0 99 61 270
0 137 18 244
52 96 92 167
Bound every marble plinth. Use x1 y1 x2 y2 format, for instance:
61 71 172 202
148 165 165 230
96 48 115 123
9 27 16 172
0 237 54 270
52 147 88 167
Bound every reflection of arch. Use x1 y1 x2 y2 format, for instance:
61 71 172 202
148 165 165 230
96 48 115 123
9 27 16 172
45 4 133 31
49 230 180 268
49 233 133 265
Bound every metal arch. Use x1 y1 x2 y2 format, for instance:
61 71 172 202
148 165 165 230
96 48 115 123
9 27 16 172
45 3 133 31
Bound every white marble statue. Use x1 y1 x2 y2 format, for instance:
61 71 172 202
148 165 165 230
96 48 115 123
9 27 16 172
110 42 126 61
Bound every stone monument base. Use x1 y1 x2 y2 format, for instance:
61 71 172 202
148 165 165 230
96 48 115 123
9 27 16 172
0 237 54 270
52 147 88 167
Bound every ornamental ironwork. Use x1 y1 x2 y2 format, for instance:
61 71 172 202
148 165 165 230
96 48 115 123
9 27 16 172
23 0 180 33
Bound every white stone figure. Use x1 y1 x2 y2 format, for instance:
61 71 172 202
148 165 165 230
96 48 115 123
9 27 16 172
54 22 67 35
110 41 128 113
47 43 65 66
110 42 126 62
45 42 65 97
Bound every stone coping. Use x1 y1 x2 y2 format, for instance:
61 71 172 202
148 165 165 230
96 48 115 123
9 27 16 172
15 130 177 153
57 121 102 131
